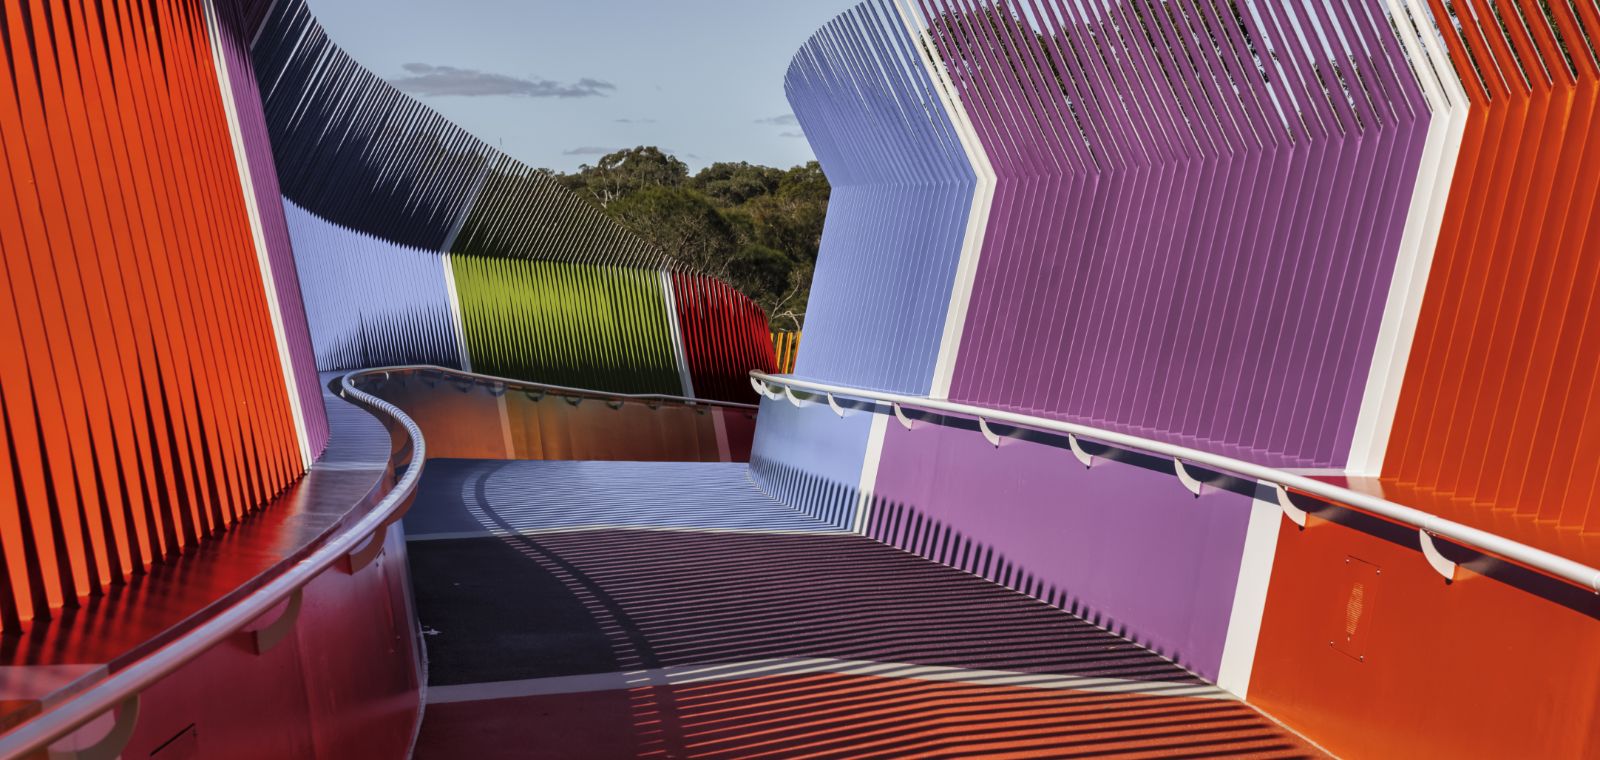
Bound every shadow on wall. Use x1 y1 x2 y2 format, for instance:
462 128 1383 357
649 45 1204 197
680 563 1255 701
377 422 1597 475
755 399 1600 698
749 448 1217 673
316 309 466 371
749 456 859 530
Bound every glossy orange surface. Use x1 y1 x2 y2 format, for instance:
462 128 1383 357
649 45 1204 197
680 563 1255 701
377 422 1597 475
364 372 756 463
1250 509 1600 758
0 0 307 630
1387 0 1600 542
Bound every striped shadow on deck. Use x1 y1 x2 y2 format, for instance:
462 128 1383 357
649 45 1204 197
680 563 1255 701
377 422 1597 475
406 507 1325 758
403 460 846 540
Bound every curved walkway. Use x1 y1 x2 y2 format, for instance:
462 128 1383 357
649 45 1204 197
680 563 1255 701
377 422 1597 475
405 460 1325 759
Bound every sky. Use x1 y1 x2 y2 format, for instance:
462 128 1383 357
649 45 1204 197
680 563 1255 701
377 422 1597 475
305 0 862 173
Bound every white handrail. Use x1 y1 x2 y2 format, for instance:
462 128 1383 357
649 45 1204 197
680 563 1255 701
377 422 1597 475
0 373 426 759
751 371 1600 594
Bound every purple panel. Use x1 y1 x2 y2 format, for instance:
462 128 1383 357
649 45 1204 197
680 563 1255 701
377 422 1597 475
214 0 329 456
914 1 1429 468
867 417 1254 680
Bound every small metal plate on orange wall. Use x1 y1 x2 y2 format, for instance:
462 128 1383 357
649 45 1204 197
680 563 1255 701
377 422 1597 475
1329 556 1380 662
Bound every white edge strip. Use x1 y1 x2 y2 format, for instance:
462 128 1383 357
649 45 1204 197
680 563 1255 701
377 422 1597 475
248 0 280 48
853 413 890 534
496 393 514 459
202 0 311 467
659 270 696 398
440 253 474 372
1346 0 1469 475
712 408 732 463
893 0 995 401
1216 491 1283 700
426 656 1232 705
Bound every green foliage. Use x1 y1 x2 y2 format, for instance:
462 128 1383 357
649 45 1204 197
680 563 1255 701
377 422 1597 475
560 146 690 207
554 148 829 330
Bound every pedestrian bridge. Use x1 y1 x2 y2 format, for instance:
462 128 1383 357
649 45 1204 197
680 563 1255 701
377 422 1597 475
2 0 1598 757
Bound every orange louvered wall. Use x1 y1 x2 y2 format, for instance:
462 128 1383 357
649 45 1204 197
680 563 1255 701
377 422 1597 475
0 0 312 630
1385 0 1600 537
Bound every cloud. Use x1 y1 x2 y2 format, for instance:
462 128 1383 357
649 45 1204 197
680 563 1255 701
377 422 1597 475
755 113 799 126
563 146 618 156
392 63 616 98
780 131 806 139
614 118 658 124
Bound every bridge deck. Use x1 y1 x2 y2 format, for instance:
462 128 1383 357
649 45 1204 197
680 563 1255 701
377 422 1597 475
405 460 1323 759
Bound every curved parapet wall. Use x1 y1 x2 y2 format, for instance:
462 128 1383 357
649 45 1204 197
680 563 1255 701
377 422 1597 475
761 1 1600 757
356 367 757 464
0 0 328 629
250 0 775 402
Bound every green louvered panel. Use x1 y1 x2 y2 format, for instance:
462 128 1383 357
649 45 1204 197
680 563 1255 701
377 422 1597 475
451 255 683 395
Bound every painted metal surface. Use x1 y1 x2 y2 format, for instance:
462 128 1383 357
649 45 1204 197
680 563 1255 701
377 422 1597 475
0 370 425 758
755 372 1600 595
359 366 757 464
785 0 977 395
867 416 1255 680
0 0 320 629
749 396 877 530
1386 0 1600 531
903 0 1427 469
450 257 683 394
286 201 466 371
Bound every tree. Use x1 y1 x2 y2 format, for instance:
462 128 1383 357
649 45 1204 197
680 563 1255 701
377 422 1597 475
607 185 739 279
544 148 830 329
691 162 785 206
563 146 689 208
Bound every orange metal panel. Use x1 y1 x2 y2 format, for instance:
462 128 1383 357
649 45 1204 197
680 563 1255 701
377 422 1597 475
0 0 311 628
1251 513 1600 758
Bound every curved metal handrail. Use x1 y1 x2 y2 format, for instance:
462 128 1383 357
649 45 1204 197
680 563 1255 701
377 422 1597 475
0 374 427 759
367 365 759 412
750 371 1600 594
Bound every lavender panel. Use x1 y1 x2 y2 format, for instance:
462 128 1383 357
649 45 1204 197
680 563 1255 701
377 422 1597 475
785 0 976 395
749 397 874 530
284 200 465 371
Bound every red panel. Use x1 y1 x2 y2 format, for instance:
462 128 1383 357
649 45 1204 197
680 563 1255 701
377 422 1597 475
126 529 420 759
671 272 778 404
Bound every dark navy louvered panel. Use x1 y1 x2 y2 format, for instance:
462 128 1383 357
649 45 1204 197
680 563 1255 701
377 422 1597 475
253 0 491 250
